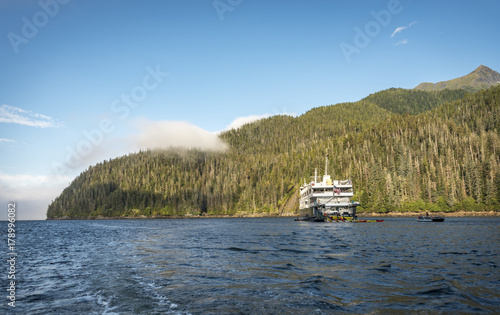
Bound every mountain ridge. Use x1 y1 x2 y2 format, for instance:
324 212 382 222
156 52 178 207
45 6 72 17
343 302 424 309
414 65 500 92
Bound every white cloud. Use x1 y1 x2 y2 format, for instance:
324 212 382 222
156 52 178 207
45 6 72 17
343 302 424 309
391 26 407 38
49 119 233 179
223 113 297 131
0 173 73 220
3 113 303 219
131 119 228 152
224 114 269 130
0 173 71 187
391 21 417 37
394 39 409 46
0 104 62 128
0 138 16 143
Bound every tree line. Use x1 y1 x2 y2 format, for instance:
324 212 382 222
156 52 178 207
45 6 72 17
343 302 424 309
47 86 500 218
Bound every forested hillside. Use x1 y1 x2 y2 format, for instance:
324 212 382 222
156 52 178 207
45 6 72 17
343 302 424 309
362 88 467 114
47 86 500 218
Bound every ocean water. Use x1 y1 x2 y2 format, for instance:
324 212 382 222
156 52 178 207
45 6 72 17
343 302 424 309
2 217 499 314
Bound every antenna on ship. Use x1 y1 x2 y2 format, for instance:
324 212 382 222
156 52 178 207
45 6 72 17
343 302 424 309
325 154 329 176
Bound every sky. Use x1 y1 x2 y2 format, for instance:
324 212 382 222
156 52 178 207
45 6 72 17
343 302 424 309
1 0 499 220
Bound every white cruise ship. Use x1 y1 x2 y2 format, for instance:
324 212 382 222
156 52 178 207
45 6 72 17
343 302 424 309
299 157 360 221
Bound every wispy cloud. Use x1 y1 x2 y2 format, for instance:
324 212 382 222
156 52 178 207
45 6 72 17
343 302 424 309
394 39 409 46
0 104 62 128
391 26 407 38
0 138 16 143
391 21 417 37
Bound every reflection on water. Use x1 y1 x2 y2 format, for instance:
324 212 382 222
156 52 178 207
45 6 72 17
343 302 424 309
4 217 499 314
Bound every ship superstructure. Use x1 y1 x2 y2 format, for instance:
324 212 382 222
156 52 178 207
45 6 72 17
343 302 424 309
299 157 360 221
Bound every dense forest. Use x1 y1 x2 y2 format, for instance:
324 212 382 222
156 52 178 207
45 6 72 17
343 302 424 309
47 86 500 218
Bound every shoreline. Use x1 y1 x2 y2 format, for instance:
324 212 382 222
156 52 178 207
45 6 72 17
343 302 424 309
46 211 499 220
358 211 500 217
46 213 289 220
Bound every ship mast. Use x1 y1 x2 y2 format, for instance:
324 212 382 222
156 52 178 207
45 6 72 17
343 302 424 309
325 154 329 176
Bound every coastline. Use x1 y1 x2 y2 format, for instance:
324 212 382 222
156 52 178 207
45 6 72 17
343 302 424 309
46 211 499 220
46 213 289 220
358 211 500 217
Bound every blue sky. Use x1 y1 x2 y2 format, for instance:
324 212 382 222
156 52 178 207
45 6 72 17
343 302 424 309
1 0 499 219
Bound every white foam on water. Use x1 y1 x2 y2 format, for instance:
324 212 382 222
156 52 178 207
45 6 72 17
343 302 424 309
94 291 120 315
132 275 190 314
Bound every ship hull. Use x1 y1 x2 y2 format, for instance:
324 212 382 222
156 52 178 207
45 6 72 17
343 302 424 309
299 207 314 218
299 203 359 221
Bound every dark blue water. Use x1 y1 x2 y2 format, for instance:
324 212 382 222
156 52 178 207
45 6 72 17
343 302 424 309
2 217 499 314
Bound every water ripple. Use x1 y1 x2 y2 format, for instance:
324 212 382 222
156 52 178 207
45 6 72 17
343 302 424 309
3 217 499 314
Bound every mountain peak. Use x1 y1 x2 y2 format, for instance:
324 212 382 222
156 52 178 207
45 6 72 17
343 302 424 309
414 65 500 92
473 65 494 74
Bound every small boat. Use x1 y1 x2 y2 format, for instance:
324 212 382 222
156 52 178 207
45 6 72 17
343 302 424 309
417 216 445 222
295 216 323 222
